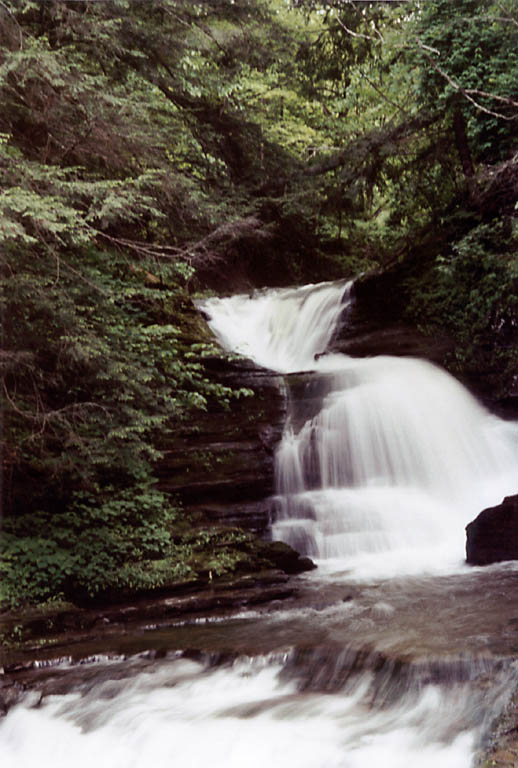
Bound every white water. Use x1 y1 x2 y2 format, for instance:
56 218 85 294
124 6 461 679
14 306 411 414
0 655 495 768
200 281 518 579
200 280 347 373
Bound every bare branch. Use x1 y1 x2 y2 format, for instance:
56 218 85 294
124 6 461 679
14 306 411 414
95 230 185 259
3 381 111 443
464 87 518 110
415 37 518 121
494 1 518 28
335 13 380 42
95 217 272 269
360 70 410 117
417 41 440 55
162 7 231 57
332 2 385 43
303 114 436 178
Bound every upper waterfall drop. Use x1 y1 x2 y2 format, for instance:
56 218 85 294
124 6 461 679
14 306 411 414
201 280 518 578
198 280 351 373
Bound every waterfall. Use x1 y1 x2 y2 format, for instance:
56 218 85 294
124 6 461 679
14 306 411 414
200 280 348 373
200 280 518 578
3 280 518 768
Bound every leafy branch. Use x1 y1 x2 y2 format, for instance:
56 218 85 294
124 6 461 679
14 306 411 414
415 36 518 121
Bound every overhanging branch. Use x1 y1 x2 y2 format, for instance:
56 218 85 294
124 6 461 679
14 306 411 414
415 37 518 121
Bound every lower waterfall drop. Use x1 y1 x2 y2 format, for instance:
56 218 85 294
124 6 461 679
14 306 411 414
201 280 518 578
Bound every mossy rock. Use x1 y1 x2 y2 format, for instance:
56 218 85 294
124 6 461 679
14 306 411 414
248 540 316 574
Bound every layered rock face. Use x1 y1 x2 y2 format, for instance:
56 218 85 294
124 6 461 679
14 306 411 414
156 355 286 535
466 495 518 565
156 354 333 536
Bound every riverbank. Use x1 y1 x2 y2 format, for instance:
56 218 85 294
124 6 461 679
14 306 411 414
0 535 316 667
0 572 291 670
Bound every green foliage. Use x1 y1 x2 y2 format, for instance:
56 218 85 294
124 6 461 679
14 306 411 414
416 0 518 162
0 0 304 608
405 220 518 390
182 528 253 577
1 243 248 606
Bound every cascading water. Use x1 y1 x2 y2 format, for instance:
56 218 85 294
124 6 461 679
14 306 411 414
201 280 348 373
3 280 518 768
201 280 518 579
3 653 513 768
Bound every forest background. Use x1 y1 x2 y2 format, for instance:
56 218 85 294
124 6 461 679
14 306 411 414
1 0 517 608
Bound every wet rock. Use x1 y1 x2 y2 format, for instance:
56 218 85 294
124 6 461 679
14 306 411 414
326 292 452 366
284 371 337 432
0 562 305 673
254 541 317 574
97 579 295 625
348 264 518 418
466 495 518 565
156 356 286 534
475 683 518 768
0 677 25 715
191 500 274 531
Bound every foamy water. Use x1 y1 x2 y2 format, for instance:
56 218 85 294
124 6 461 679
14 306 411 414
0 655 492 768
200 281 518 579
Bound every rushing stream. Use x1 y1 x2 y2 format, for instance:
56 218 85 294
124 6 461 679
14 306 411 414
3 280 518 767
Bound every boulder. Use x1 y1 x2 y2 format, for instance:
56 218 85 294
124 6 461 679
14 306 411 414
466 495 518 565
254 540 317 574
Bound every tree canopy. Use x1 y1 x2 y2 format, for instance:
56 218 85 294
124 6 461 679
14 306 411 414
1 0 517 607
